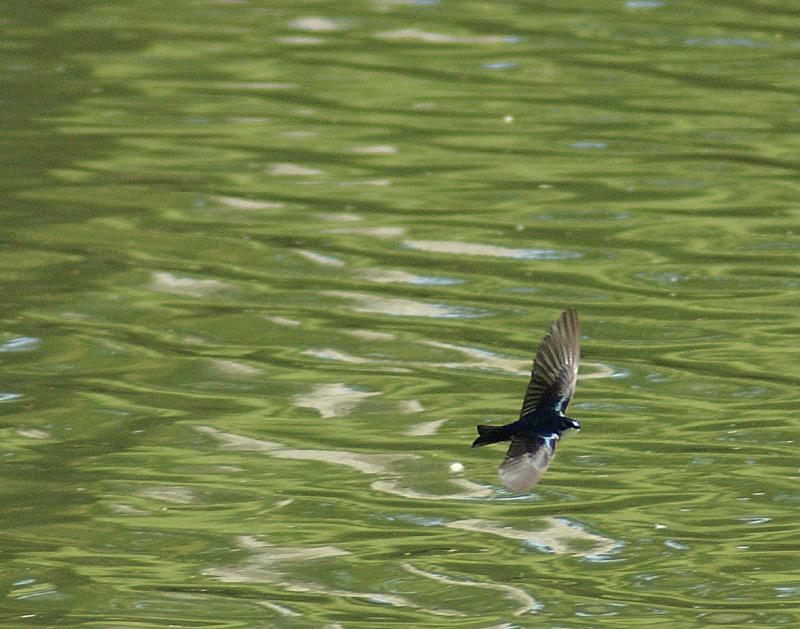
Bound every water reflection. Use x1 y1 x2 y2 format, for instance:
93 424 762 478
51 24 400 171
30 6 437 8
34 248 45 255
357 268 460 285
324 290 483 318
269 163 323 176
374 29 517 44
209 359 263 377
150 271 232 296
197 425 619 560
323 226 406 238
400 563 539 616
0 336 40 352
424 340 618 380
445 518 618 558
136 486 197 504
344 329 395 341
404 418 448 436
211 195 285 211
404 239 582 260
8 0 800 624
293 383 380 418
198 424 491 499
371 478 493 500
206 535 464 617
288 17 347 32
295 249 345 267
197 426 415 475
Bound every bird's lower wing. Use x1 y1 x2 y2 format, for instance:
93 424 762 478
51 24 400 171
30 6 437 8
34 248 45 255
499 435 557 492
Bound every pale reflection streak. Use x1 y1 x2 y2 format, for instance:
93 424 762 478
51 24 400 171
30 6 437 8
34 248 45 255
198 424 616 614
300 348 370 364
218 82 295 91
108 503 150 516
424 340 617 380
209 359 263 377
269 163 322 176
344 329 395 341
288 17 346 32
205 535 463 617
205 530 542 617
265 315 300 327
295 249 344 267
275 36 323 45
404 239 580 260
301 336 616 381
315 212 362 222
357 268 439 284
293 383 380 418
374 29 516 44
404 418 447 436
323 226 405 238
136 486 196 504
372 478 493 500
149 271 232 296
257 601 300 618
446 518 618 557
324 290 474 318
17 429 50 439
398 399 424 414
197 425 490 499
348 144 398 154
423 340 527 373
336 178 392 187
196 426 414 475
211 195 284 210
401 563 539 616
301 348 411 373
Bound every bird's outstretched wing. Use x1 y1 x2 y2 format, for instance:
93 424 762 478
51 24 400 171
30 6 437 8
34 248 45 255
498 434 557 491
518 308 580 419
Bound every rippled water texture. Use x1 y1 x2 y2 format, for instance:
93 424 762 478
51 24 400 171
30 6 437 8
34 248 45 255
2 0 800 625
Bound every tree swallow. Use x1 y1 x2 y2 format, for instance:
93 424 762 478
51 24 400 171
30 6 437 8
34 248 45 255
472 309 581 492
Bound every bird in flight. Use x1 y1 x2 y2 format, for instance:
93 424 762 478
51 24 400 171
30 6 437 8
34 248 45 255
472 309 581 492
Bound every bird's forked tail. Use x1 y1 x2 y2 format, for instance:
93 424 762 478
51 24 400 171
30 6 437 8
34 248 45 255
472 424 509 448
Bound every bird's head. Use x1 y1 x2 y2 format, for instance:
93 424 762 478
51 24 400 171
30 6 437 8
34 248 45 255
559 417 581 438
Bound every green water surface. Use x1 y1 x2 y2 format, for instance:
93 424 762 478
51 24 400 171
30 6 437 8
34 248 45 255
1 0 799 626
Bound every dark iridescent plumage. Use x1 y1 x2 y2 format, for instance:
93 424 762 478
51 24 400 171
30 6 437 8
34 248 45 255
472 309 581 491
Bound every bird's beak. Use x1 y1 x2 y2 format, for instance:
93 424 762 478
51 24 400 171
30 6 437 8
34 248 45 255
561 419 581 437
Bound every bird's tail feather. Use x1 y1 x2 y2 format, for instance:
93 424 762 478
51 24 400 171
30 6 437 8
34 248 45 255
472 424 508 448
